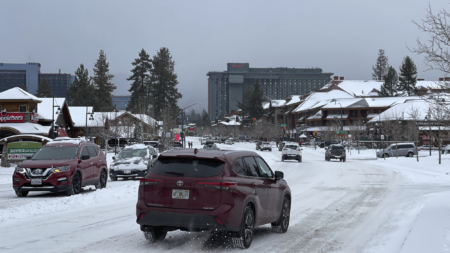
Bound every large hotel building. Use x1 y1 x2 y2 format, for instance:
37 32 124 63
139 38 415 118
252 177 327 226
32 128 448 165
207 63 333 121
0 62 74 97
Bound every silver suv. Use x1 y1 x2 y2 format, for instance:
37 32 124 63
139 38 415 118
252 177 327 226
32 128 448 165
377 143 417 158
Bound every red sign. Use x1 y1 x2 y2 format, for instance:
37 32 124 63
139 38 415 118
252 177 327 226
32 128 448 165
232 65 244 68
422 135 434 140
31 113 39 123
0 112 25 123
189 128 193 132
176 134 180 141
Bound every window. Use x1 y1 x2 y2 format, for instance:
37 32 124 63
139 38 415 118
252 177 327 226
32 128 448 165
243 157 259 177
0 106 2 111
86 146 98 157
232 158 246 176
255 157 273 178
19 105 27 112
81 146 89 157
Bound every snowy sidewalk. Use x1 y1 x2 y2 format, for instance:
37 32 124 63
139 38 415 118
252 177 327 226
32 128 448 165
400 192 450 253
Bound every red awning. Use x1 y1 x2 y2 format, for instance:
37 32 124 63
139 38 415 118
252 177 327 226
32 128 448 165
57 129 68 137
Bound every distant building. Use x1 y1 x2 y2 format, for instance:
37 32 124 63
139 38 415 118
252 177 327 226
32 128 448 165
0 62 74 97
207 63 333 121
112 95 131 110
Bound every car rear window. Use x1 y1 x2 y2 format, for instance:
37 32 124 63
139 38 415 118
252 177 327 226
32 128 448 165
285 145 298 149
332 146 344 150
151 157 225 177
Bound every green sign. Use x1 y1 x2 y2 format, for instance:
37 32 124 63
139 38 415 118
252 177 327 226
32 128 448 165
281 124 287 127
7 142 42 160
336 131 348 134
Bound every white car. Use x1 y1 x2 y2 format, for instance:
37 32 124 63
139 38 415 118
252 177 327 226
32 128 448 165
281 143 302 162
225 139 233 145
260 142 272 151
109 144 158 181
200 138 207 145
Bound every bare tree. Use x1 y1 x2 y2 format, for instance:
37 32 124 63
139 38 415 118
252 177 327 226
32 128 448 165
406 105 423 162
348 118 365 154
428 104 450 164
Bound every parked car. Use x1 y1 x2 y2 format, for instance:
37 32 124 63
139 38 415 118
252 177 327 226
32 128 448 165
278 141 287 151
325 144 346 162
172 141 182 149
377 143 417 158
255 141 262 150
136 149 291 249
260 142 272 151
200 138 207 145
203 141 220 150
110 144 158 181
225 139 233 145
281 143 302 162
144 141 159 149
12 137 108 197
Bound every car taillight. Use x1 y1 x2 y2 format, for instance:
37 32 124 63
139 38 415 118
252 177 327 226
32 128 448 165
284 148 288 150
198 181 237 190
139 178 164 186
296 148 300 151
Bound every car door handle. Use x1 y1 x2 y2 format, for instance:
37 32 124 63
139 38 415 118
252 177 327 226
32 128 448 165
99 160 102 162
91 162 93 165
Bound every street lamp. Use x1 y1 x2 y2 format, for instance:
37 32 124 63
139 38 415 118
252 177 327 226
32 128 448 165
338 102 343 131
181 103 200 148
425 113 432 156
51 96 61 139
85 106 94 141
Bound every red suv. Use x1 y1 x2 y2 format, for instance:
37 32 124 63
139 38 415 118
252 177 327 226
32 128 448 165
136 149 291 249
12 138 108 197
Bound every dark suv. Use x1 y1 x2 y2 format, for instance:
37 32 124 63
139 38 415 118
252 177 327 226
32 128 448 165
136 149 291 249
12 137 108 197
325 144 346 162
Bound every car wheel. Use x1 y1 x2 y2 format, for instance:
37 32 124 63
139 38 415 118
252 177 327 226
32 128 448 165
407 152 414 157
270 149 272 152
110 175 117 181
71 173 82 195
15 190 28 197
299 156 302 162
123 177 129 180
143 226 167 243
343 157 346 162
96 170 107 189
281 156 285 162
233 206 255 249
384 153 389 158
272 197 291 233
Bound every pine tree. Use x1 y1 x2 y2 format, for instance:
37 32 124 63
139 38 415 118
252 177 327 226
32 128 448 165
202 109 211 127
134 123 143 143
93 50 116 111
379 66 399 97
127 49 152 114
398 56 418 96
151 47 182 120
372 49 389 81
237 80 265 126
36 78 53 97
67 64 95 106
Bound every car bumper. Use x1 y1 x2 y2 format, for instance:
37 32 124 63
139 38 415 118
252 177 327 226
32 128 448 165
136 200 239 232
282 154 300 159
329 155 345 159
110 169 148 178
12 171 72 193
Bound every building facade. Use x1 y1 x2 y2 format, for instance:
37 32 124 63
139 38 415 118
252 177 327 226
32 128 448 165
207 63 333 121
112 95 131 110
0 62 74 97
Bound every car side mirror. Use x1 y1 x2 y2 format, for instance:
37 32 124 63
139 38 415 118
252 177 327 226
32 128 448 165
275 171 284 180
112 156 115 160
152 155 157 159
81 154 90 160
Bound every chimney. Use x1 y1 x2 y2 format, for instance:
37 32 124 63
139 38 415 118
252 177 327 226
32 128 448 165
333 76 339 80
340 76 344 80
445 77 450 81
439 78 444 81
417 78 425 81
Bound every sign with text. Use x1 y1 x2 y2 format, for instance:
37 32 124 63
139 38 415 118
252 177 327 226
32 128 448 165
30 113 39 123
7 141 42 160
0 112 25 123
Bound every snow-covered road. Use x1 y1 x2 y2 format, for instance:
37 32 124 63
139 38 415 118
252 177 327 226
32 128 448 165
0 138 449 253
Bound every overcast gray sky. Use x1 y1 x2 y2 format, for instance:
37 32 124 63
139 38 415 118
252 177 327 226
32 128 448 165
1 0 448 112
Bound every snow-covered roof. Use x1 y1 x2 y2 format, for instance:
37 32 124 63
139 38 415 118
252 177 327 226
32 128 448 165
368 100 436 123
365 97 422 108
285 95 302 106
37 98 66 121
307 111 322 120
416 80 447 89
68 106 95 127
271 100 286 108
0 123 51 135
335 80 382 97
263 102 270 109
321 98 364 109
293 90 353 113
220 120 240 126
0 87 42 102
131 113 156 126
0 134 52 143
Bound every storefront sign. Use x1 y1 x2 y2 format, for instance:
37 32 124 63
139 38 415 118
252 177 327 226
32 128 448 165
0 112 25 123
31 113 39 123
7 142 42 160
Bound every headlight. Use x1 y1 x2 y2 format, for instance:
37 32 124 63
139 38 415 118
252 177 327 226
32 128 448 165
110 166 115 170
51 166 70 173
15 167 26 174
143 161 148 165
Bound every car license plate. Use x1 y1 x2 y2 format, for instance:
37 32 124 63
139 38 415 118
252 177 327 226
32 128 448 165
336 156 340 158
172 189 189 199
123 169 131 174
31 179 42 185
